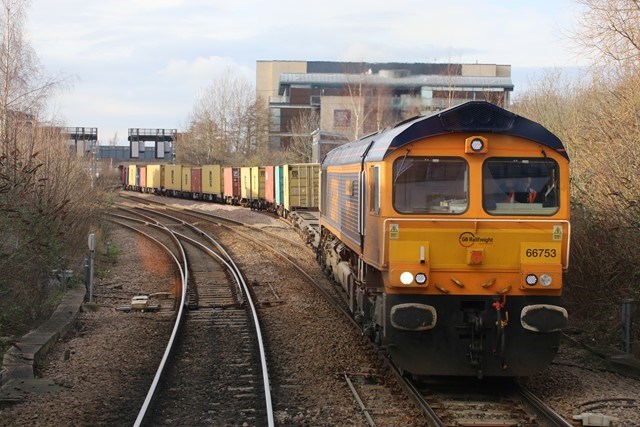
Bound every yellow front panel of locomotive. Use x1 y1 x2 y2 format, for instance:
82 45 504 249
385 223 565 295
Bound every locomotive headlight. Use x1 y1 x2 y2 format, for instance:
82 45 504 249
540 274 553 287
470 138 485 152
525 274 538 286
400 272 414 285
415 273 427 285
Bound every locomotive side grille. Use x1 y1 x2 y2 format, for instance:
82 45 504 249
322 171 361 247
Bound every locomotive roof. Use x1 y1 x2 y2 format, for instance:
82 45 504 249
321 101 568 166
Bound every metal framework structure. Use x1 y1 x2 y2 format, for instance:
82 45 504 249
128 128 177 160
60 127 98 156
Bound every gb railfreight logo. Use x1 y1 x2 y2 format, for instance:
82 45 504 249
459 232 494 247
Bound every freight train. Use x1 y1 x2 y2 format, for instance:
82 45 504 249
122 101 570 378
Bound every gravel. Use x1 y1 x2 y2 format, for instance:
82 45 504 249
1 194 639 426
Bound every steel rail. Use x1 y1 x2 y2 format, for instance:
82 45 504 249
116 207 274 426
107 218 188 427
513 383 574 426
343 373 376 427
171 230 274 427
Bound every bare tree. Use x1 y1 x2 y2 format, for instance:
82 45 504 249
281 109 319 163
108 131 118 146
0 0 103 333
180 69 269 166
342 66 399 140
512 1 640 341
571 0 640 65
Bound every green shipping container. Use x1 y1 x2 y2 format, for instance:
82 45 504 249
283 163 320 210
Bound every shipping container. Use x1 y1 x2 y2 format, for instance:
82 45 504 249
223 167 241 204
250 166 266 200
274 165 284 206
240 167 252 201
181 166 192 195
146 164 163 193
127 165 137 188
121 166 127 187
202 165 224 201
191 167 202 197
164 165 182 195
264 166 275 203
139 166 147 189
283 163 320 211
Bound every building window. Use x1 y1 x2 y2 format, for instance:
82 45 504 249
334 109 351 128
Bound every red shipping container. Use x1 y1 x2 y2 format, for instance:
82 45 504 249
223 167 241 198
191 167 202 194
139 166 146 188
264 166 275 203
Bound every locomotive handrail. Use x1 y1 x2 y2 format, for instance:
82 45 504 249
381 217 571 270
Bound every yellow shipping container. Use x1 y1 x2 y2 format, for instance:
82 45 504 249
250 166 266 200
202 165 224 196
146 164 163 190
127 165 137 187
181 166 192 193
241 167 252 199
163 165 182 191
284 163 320 210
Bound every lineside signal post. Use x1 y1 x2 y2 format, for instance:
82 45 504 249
88 233 96 303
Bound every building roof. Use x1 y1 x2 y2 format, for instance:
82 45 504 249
280 73 514 90
321 101 568 166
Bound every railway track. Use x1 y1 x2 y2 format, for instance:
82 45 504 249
109 202 274 426
399 374 573 426
117 192 575 426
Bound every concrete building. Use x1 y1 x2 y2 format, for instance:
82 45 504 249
257 60 513 150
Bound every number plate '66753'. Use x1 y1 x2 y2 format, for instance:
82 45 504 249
520 243 561 264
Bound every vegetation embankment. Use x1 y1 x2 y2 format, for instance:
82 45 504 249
0 0 112 360
513 0 640 353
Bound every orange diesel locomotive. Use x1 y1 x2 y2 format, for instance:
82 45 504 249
318 101 570 377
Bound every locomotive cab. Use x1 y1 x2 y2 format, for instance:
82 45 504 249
319 101 570 377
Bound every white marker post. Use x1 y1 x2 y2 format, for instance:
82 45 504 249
88 233 96 302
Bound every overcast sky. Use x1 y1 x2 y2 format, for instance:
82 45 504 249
26 0 584 145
